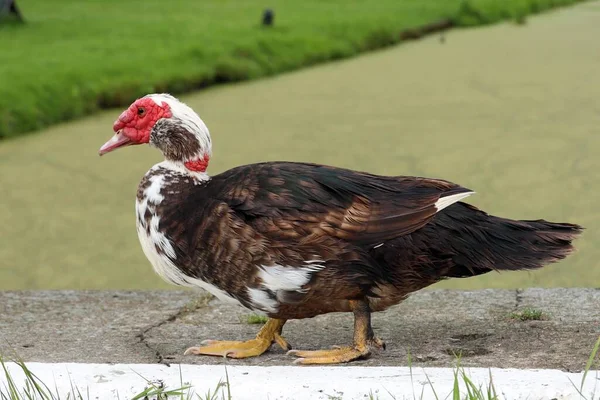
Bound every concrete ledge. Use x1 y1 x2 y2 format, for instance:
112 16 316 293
2 363 599 400
1 289 599 371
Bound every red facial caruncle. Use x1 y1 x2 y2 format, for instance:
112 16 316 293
99 97 172 155
184 154 210 173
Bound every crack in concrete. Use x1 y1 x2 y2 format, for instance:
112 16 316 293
136 293 214 365
514 288 523 310
137 320 169 365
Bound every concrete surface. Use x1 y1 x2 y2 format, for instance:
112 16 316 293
1 289 599 371
2 363 598 400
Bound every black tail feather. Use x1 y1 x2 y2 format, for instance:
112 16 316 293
428 202 583 278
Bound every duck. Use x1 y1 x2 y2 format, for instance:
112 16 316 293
99 93 582 364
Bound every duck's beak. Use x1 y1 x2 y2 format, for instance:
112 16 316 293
98 130 133 156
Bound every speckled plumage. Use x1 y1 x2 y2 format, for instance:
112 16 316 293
134 159 581 319
100 93 583 364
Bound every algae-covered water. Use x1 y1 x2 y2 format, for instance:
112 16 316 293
1 2 598 289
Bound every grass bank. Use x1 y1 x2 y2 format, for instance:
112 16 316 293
0 0 585 139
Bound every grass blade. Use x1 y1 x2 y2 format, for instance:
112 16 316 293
406 349 416 400
224 366 231 400
424 371 440 400
452 368 460 400
580 335 600 393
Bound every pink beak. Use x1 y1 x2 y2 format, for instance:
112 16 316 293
98 130 133 156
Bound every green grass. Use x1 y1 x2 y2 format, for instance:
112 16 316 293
0 1 599 290
0 352 223 400
0 0 586 139
241 314 269 325
508 307 547 321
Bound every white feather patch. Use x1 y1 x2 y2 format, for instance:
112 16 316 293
434 191 474 212
135 163 235 305
145 175 165 204
248 263 325 313
257 264 324 293
136 202 177 284
247 288 279 314
305 259 324 264
179 275 240 304
136 201 238 304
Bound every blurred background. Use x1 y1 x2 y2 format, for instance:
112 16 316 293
0 0 598 290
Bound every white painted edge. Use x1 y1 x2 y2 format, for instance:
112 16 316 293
1 363 598 400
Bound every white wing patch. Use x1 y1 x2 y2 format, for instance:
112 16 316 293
434 191 474 212
247 288 279 314
248 262 325 313
257 264 324 292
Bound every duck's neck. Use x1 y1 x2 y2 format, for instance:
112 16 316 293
156 159 210 183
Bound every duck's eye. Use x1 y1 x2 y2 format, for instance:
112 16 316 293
137 107 146 116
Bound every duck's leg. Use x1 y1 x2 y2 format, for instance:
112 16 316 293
184 318 289 359
288 300 385 365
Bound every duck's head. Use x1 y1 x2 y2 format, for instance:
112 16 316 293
99 93 212 172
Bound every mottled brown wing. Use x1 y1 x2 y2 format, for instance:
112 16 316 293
209 162 472 247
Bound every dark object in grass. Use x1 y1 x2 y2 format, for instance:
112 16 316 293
514 14 528 25
399 19 453 41
0 0 24 23
262 8 274 27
